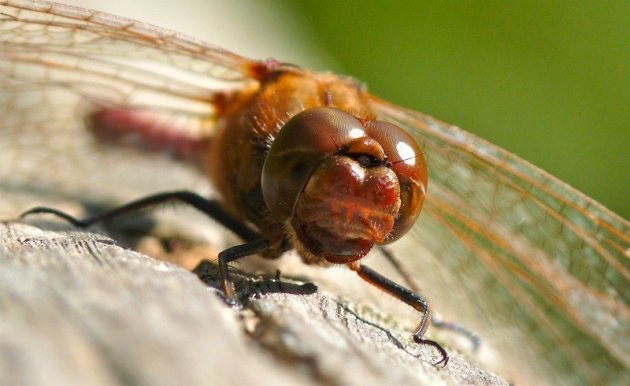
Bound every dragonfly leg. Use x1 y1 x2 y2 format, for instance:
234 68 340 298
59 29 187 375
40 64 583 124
351 263 448 366
377 246 422 293
19 190 260 242
217 239 271 302
20 191 282 303
431 315 481 352
378 246 480 352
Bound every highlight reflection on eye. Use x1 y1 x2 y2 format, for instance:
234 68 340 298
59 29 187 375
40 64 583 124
348 127 365 139
396 142 416 166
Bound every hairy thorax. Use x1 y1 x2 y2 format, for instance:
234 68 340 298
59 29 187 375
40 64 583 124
205 70 377 263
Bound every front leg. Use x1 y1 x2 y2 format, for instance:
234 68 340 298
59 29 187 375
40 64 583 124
377 246 480 351
19 190 274 303
217 239 270 301
350 263 448 366
20 191 260 242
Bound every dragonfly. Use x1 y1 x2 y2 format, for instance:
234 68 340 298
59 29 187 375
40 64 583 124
0 1 628 384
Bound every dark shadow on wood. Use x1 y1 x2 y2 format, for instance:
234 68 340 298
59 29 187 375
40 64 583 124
193 260 318 305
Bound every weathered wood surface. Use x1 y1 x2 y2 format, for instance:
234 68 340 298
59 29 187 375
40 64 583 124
0 216 507 386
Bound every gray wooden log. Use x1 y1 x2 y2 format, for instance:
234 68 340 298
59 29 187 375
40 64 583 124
0 219 507 386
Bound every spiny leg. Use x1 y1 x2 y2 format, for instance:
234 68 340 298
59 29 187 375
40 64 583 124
217 239 270 302
20 190 260 242
350 263 448 366
377 246 422 293
378 246 480 352
20 190 270 301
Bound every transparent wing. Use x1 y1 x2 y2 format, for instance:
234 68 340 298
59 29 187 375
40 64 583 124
371 96 630 385
0 0 255 80
3 1 629 384
0 0 262 205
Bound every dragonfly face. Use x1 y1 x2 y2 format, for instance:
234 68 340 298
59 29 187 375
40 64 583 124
0 2 628 385
205 69 427 266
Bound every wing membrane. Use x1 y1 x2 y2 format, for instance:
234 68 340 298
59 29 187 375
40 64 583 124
0 0 262 203
2 1 629 384
0 0 254 80
371 96 630 385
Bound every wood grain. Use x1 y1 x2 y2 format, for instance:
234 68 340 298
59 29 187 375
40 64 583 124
0 219 506 386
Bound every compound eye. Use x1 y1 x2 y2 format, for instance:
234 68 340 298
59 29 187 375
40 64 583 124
261 107 366 220
364 120 428 243
261 106 428 254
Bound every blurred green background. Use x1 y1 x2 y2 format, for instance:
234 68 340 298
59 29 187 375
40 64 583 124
280 0 629 219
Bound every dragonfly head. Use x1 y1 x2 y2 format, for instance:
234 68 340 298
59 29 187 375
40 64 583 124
262 107 427 264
